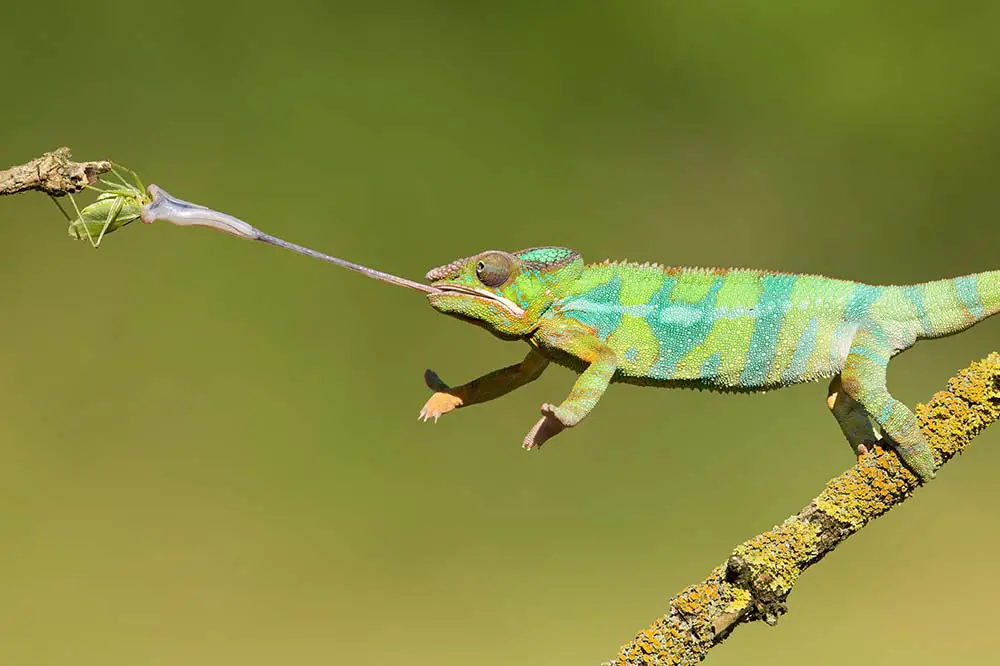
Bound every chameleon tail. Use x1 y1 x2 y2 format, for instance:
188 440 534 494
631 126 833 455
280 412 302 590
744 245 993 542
893 270 1000 340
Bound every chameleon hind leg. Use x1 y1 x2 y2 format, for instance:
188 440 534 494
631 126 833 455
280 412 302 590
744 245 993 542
835 328 937 481
827 376 880 458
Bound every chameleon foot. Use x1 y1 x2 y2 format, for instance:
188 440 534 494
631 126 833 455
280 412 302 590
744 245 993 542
522 403 569 450
419 370 463 422
419 392 463 422
855 438 937 482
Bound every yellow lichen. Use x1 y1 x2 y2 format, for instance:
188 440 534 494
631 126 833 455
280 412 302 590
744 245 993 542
733 518 821 593
725 587 752 614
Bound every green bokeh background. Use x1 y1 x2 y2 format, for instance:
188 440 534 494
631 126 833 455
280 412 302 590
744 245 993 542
4 2 1000 664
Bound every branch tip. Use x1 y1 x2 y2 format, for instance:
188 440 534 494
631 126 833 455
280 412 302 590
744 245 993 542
0 147 112 197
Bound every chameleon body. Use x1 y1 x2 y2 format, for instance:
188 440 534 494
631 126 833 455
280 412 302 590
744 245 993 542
420 247 1000 480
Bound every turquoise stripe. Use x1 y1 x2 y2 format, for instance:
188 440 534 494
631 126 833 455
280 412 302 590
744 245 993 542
844 284 881 322
562 276 623 340
953 276 985 319
647 277 722 379
902 285 932 335
740 274 798 386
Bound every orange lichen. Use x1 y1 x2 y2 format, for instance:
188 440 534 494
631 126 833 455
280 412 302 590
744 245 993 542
814 446 913 529
610 568 743 665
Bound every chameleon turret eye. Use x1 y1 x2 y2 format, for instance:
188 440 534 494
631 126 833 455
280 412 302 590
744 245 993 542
475 251 514 288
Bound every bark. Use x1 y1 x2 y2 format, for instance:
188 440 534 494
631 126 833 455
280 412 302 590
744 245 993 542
0 147 111 197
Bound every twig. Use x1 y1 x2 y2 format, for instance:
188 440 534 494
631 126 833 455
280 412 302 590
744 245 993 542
0 147 112 197
608 352 1000 665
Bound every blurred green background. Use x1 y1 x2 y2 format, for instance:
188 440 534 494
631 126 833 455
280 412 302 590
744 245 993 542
4 2 1000 664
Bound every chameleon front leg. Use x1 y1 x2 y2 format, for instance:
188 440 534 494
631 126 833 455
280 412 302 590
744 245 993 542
419 348 549 422
523 333 617 450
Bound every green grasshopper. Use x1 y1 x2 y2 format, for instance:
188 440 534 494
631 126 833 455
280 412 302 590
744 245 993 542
54 164 149 248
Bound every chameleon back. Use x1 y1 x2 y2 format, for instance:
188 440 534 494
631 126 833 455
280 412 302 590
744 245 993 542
549 263 871 390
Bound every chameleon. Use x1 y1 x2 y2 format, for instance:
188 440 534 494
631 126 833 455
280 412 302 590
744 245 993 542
132 187 991 481
417 246 1000 481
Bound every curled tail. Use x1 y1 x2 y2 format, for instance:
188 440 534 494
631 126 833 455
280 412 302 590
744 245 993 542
886 270 1000 341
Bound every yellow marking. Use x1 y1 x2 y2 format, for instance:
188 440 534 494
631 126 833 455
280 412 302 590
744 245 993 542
607 316 659 376
869 287 917 327
922 279 968 332
673 316 756 385
669 271 720 305
712 317 757 385
806 322 836 378
975 272 1000 314
571 264 617 294
620 269 663 306
714 271 763 309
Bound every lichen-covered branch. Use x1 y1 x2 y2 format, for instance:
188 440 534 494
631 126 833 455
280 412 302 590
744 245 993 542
0 147 111 197
609 352 1000 665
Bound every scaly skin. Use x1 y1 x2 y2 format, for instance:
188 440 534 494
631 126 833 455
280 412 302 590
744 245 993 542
420 247 1000 481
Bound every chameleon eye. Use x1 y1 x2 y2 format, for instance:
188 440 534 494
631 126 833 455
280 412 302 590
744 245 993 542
475 252 514 288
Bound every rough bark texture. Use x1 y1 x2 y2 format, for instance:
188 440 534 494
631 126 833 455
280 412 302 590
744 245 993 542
608 352 1000 665
0 147 111 197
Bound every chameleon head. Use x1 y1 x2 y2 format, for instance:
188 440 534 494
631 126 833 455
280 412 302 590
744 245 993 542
424 246 584 338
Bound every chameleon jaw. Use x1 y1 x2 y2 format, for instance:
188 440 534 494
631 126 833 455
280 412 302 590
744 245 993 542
430 284 525 317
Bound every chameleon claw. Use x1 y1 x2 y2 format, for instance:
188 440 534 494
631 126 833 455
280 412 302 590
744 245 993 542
417 407 441 423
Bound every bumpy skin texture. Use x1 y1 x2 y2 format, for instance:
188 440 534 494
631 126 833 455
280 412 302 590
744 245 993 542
420 247 1000 481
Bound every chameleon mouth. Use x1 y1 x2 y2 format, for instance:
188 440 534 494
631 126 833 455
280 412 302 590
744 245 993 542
430 284 525 317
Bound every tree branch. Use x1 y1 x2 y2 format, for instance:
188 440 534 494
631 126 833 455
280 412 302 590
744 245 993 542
0 147 112 197
608 352 1000 665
